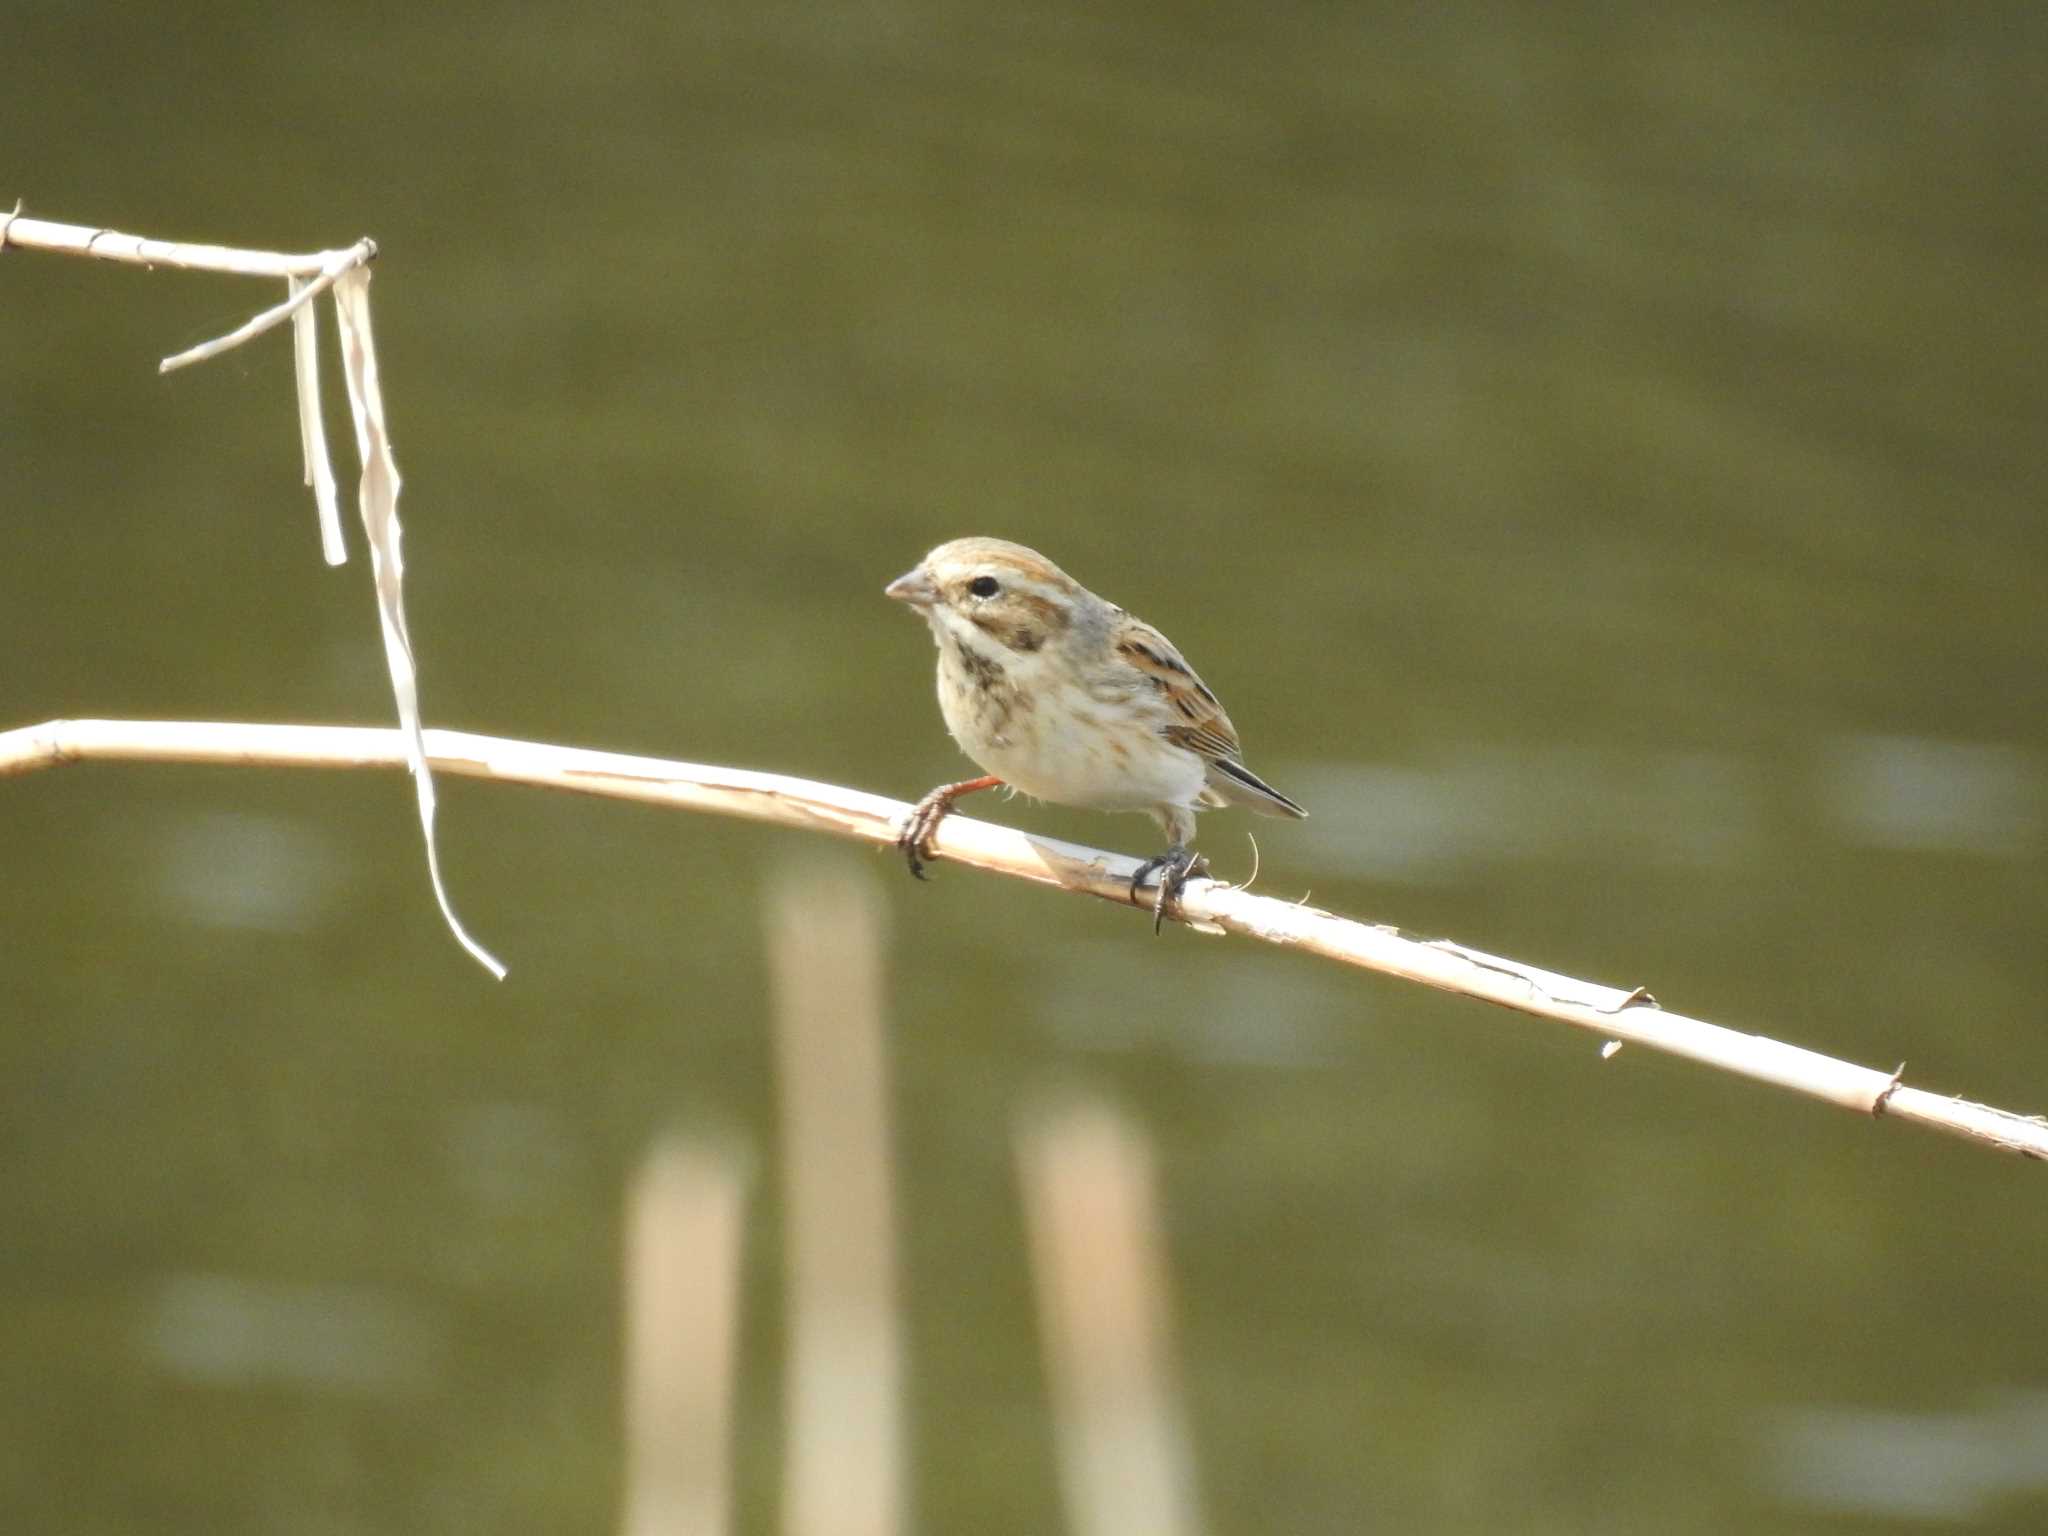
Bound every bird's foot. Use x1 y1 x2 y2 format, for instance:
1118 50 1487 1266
1129 844 1210 934
897 775 1004 879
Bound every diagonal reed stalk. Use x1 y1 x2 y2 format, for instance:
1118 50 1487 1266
3 716 2042 1164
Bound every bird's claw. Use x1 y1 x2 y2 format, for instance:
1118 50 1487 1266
896 775 1004 880
898 792 948 881
1129 845 1209 935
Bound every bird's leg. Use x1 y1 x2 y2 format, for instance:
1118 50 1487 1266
1128 844 1210 935
898 775 1004 879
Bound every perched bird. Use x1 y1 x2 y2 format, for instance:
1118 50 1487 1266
885 537 1306 929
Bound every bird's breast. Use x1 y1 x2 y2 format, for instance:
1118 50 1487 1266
934 648 1204 812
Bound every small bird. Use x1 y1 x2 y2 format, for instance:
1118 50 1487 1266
885 537 1306 929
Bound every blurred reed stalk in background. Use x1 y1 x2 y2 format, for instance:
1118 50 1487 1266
768 863 905 1536
614 857 1211 1532
1018 1094 1205 1536
621 1136 752 1536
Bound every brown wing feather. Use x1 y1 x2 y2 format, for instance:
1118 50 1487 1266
1113 620 1243 763
1115 616 1308 820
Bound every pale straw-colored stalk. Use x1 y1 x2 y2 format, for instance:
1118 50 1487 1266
3 717 2040 1164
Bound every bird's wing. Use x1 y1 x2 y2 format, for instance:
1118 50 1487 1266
1113 618 1243 764
1114 615 1309 820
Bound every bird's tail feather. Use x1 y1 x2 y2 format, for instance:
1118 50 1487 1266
1202 758 1308 819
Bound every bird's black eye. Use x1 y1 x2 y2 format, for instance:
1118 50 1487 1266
968 575 1000 598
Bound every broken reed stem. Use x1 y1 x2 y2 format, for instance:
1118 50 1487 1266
5 207 497 977
4 716 2044 1164
0 211 375 371
159 247 371 373
0 210 365 280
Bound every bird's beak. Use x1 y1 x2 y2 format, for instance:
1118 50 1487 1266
885 568 937 607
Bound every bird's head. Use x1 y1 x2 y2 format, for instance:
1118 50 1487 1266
885 538 1085 658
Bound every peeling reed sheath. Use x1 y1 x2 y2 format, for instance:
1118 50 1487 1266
767 864 904 1536
5 718 2042 1164
1017 1096 1204 1536
621 1137 751 1536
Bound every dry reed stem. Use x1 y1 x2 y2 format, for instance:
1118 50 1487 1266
3 716 2044 1163
1 209 362 278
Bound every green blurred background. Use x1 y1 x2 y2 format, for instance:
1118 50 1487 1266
5 3 2046 1531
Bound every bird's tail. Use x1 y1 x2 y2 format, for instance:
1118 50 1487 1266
1202 758 1308 819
